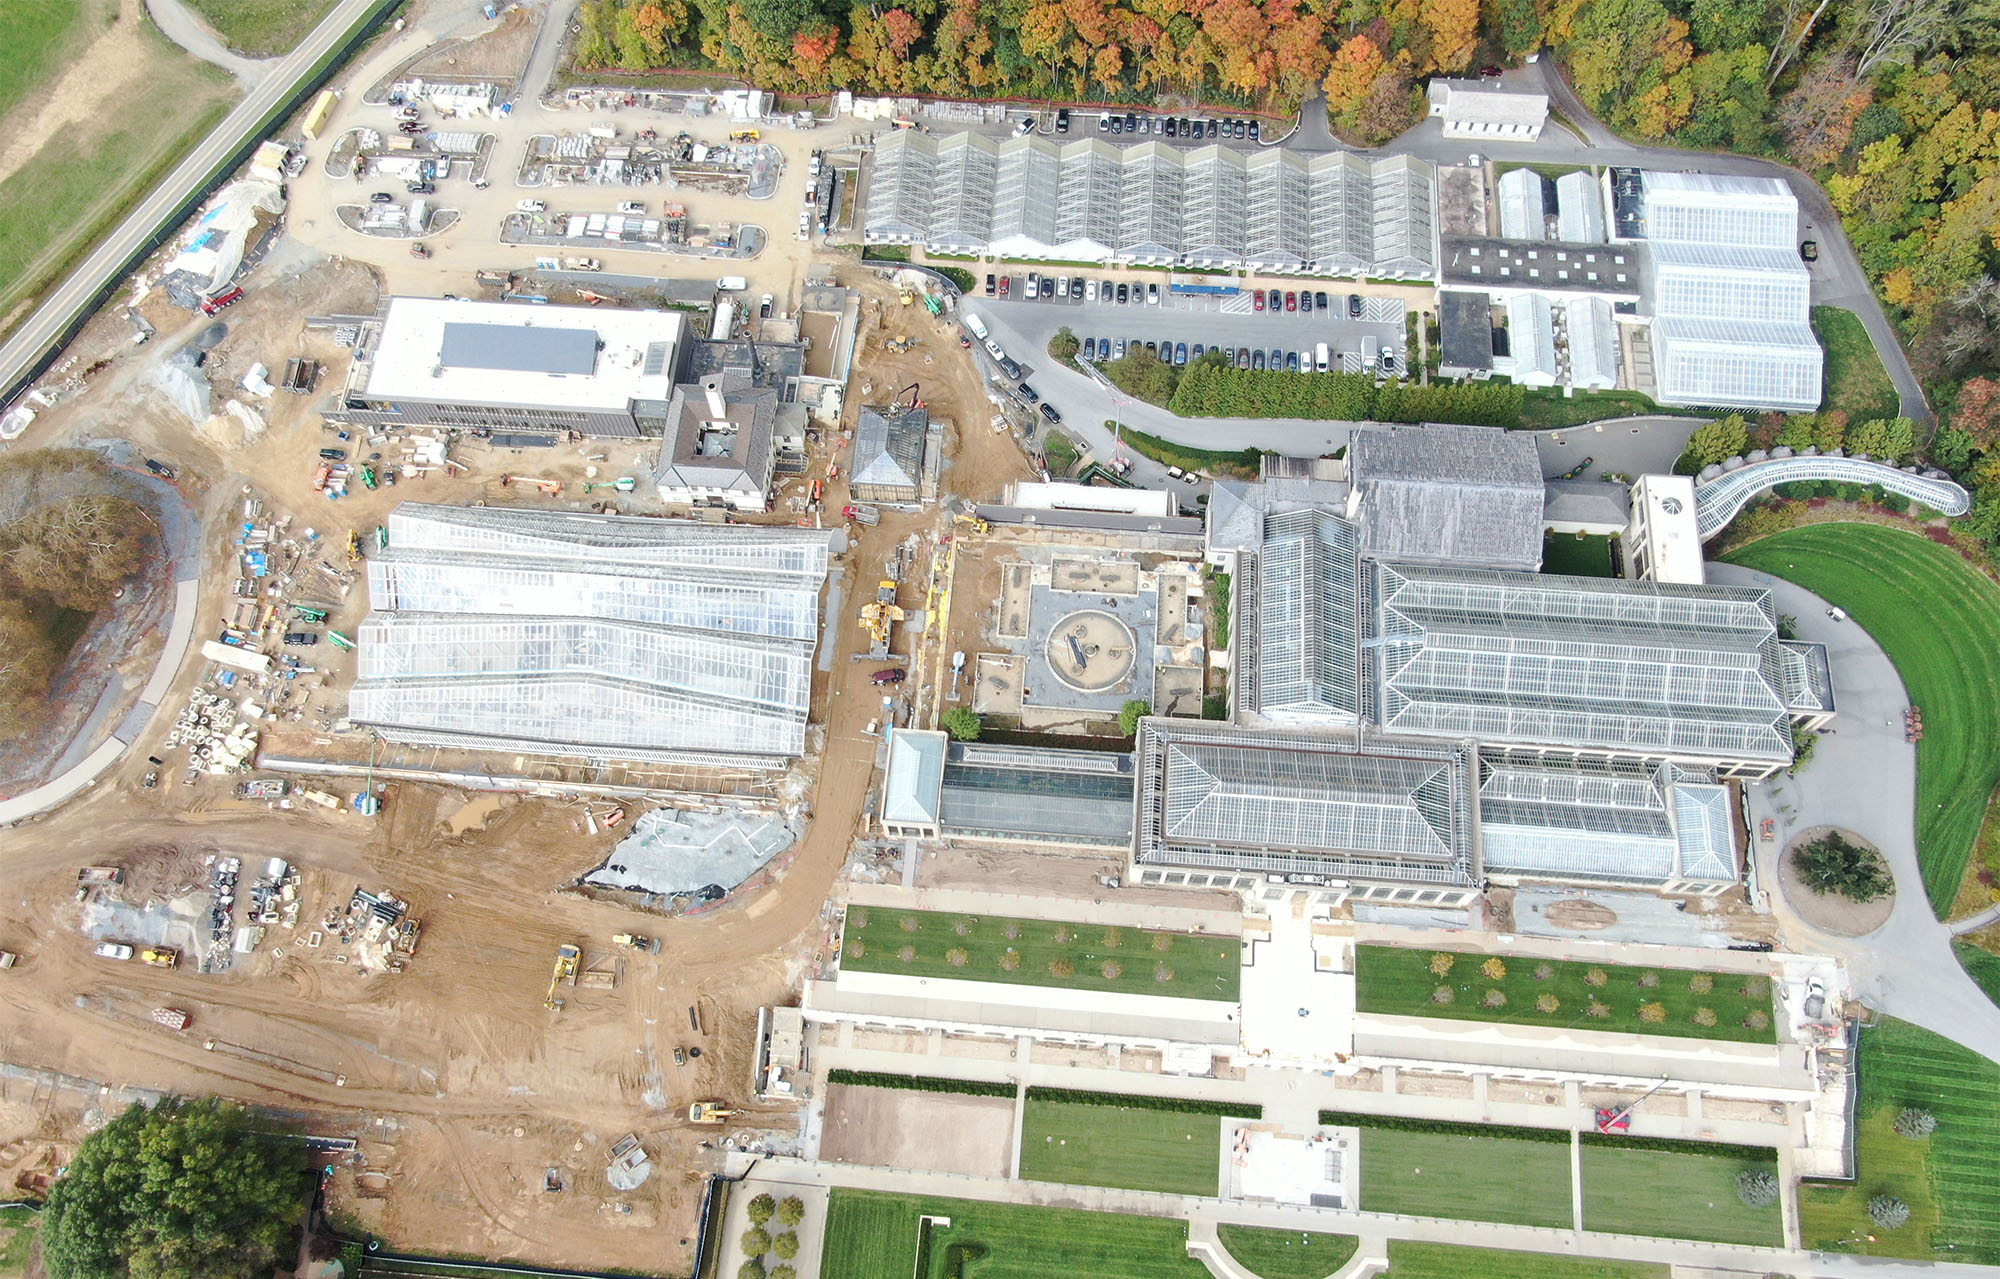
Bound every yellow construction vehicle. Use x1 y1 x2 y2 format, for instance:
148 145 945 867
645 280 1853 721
898 285 915 306
501 475 564 496
688 1100 740 1125
544 943 581 1010
859 580 905 654
953 514 990 537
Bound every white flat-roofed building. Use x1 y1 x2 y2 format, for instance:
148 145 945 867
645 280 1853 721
1556 171 1605 243
1003 481 1176 518
1566 297 1620 390
1427 78 1549 141
328 297 687 441
1497 168 1547 240
1626 473 1706 584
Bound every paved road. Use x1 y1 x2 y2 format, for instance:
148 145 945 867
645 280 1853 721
0 0 394 411
1714 561 2000 1064
144 0 277 83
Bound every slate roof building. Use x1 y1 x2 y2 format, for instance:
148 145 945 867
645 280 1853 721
1426 78 1550 141
348 504 830 768
850 404 931 504
1345 423 1545 571
878 728 946 839
654 375 777 511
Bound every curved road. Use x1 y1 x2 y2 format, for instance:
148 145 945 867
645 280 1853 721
0 0 394 411
144 0 278 83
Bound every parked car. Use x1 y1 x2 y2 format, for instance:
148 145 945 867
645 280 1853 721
1116 282 1129 304
872 668 907 684
999 275 1011 296
1315 290 1330 310
319 448 348 461
1268 347 1284 369
984 273 997 295
94 942 134 961
1018 382 1038 401
406 181 435 195
759 293 774 318
1085 278 1099 302
1056 108 1070 133
1285 351 1300 372
1251 349 1265 370
1174 342 1188 365
1248 120 1261 141
1285 291 1297 312
1145 341 1158 356
1109 116 1124 134
1039 402 1062 423
1267 288 1282 311
1191 343 1204 360
1146 282 1160 304
1207 119 1219 137
1080 338 1095 360
1479 64 1504 79
283 632 318 647
1236 346 1251 367
1348 293 1364 318
1298 291 1312 313
144 458 176 478
1099 112 1112 131
1800 240 1819 261
1113 338 1127 358
1025 276 1039 300
1253 290 1265 312
370 191 394 203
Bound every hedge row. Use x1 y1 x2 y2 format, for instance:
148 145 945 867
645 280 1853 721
1579 1131 1778 1162
828 1070 1016 1098
1164 360 1524 427
1315 1110 1570 1144
1027 1086 1261 1119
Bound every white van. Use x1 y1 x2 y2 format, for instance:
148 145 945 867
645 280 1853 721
963 312 989 340
516 199 546 214
716 276 748 292
1314 342 1330 373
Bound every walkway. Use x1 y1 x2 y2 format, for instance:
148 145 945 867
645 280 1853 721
144 0 279 83
1712 562 2000 1064
1694 455 1969 538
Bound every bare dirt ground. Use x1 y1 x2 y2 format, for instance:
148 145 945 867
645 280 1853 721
0 0 167 186
818 1085 1016 1177
399 7 538 83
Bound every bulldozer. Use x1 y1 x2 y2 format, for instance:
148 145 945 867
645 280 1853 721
613 933 661 955
687 1100 740 1125
544 943 581 1010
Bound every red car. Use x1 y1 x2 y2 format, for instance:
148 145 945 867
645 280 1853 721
871 668 907 685
1252 290 1265 311
998 276 1010 296
1285 291 1297 312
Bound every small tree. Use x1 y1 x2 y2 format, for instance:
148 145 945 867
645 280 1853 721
1432 986 1456 1004
1794 831 1894 903
1535 993 1560 1013
1687 414 1750 467
1895 1108 1938 1139
740 1227 772 1258
739 1261 768 1279
1049 958 1075 977
998 948 1021 970
1429 952 1456 977
941 707 982 741
770 1268 796 1279
1692 1007 1718 1027
1532 962 1555 981
1482 989 1507 1008
1049 326 1081 363
1639 1002 1667 1023
946 947 969 967
1869 1194 1912 1230
1584 968 1608 987
1102 960 1123 979
1737 1169 1780 1207
746 1193 776 1226
773 1233 800 1260
1480 957 1507 980
1586 1000 1611 1019
1689 973 1714 994
1118 699 1152 735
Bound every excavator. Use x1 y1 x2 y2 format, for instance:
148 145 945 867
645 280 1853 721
544 943 581 1011
688 1100 741 1124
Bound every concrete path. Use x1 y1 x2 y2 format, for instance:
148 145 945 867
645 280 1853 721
1713 562 2000 1064
145 0 278 83
1950 900 2000 936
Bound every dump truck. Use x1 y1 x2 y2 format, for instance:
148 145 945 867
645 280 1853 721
688 1100 740 1124
140 946 179 969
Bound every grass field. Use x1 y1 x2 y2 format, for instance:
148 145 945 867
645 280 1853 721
1543 532 1617 578
1354 945 1776 1043
819 1190 1213 1279
0 1206 38 1278
1814 306 1900 424
1381 1241 1668 1279
1356 1126 1572 1228
0 0 117 124
1518 388 1677 430
0 13 235 343
842 907 1241 1000
1800 1017 2000 1260
1723 523 2000 915
1580 1144 1781 1246
1213 1226 1357 1279
1018 1100 1220 1196
183 0 342 55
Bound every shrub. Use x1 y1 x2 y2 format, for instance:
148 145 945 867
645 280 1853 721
900 916 920 933
741 1227 772 1256
1739 977 1769 999
1689 973 1714 994
1117 699 1151 735
773 1233 799 1260
1316 1111 1569 1143
846 939 866 959
1584 968 1608 987
1429 952 1456 977
1432 986 1455 1004
827 1071 1014 1097
1054 926 1072 944
1482 989 1507 1008
1049 958 1076 978
739 1260 767 1279
1535 993 1560 1013
746 1194 776 1226
946 948 969 967
1869 1195 1912 1229
850 907 869 929
776 1196 805 1227
1028 1087 1261 1118
998 949 1021 971
1744 1009 1771 1031
1638 1002 1667 1023
1637 971 1661 988
1049 326 1080 363
1692 1007 1718 1027
1737 1169 1780 1207
898 946 916 962
1152 934 1174 952
1587 1000 1611 1019
770 1268 796 1279
1155 964 1176 983
954 921 970 936
1004 923 1021 940
1895 1107 1938 1139
1102 927 1123 949
1102 960 1123 979
1532 962 1554 981
1480 957 1507 980
941 706 982 740
1794 831 1894 902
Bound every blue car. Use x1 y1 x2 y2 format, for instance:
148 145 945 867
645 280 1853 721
1174 342 1188 366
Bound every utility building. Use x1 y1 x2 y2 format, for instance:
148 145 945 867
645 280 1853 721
654 374 778 511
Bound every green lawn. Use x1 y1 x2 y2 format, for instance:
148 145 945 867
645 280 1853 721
1381 1241 1668 1279
1800 1017 2000 1260
0 16 234 343
1519 388 1681 430
1580 1143 1782 1246
1356 1126 1572 1228
1213 1226 1357 1279
0 0 117 125
0 1206 38 1278
1723 523 2000 914
1814 305 1900 423
842 907 1241 1001
1018 1100 1220 1196
1958 941 2000 1005
1543 532 1617 578
1354 945 1776 1043
819 1190 1213 1279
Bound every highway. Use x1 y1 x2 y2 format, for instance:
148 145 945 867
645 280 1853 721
0 0 397 411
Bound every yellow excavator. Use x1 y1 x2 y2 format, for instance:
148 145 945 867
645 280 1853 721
544 943 581 1010
688 1100 741 1124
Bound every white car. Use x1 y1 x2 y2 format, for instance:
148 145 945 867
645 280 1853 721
516 199 546 214
618 201 646 215
94 942 134 961
1085 279 1099 302
798 211 810 241
1025 276 1040 300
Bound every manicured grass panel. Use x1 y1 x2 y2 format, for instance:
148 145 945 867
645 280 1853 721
826 1070 1015 1098
1957 941 2000 1006
1018 1100 1221 1196
1027 1086 1259 1119
182 0 343 55
843 907 1241 1000
1318 1110 1568 1143
1380 1240 1668 1279
1353 944 1776 1043
1580 1144 1783 1246
820 1189 1213 1279
1578 1132 1777 1162
1723 524 2000 915
1357 1126 1573 1228
1800 1017 2000 1260
1213 1225 1358 1279
0 1204 39 1277
1518 388 1685 430
1542 532 1617 578
1813 305 1900 424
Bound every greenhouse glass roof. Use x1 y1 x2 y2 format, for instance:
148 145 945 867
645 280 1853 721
1477 755 1736 886
1244 509 1362 722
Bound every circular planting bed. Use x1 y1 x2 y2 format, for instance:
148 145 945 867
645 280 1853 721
1045 609 1135 693
1780 824 1895 937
